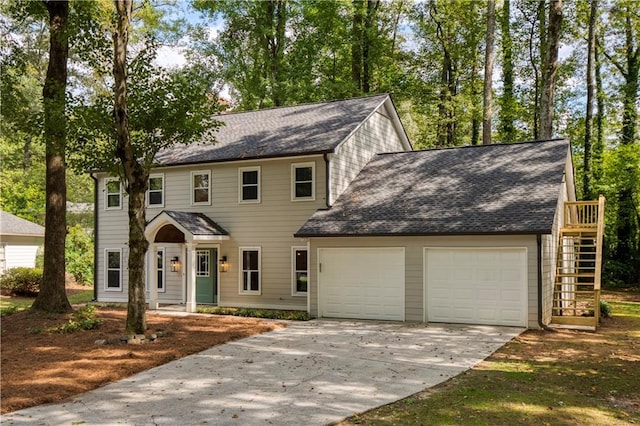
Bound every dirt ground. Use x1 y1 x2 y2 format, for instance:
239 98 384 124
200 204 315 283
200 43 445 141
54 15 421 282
0 284 283 414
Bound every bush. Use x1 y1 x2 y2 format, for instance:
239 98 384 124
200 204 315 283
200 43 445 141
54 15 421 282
66 225 94 285
197 306 311 320
0 267 42 297
600 300 612 319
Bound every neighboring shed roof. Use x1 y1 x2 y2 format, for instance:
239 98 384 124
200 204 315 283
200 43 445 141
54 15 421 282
296 139 570 237
155 94 392 166
161 211 229 237
0 211 45 237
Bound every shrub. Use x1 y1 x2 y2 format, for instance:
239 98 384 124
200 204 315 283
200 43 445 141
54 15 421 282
50 305 103 334
197 306 311 321
66 225 94 285
600 300 612 319
0 267 42 297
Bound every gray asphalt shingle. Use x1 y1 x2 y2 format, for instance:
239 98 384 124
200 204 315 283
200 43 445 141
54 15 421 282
155 94 389 166
296 139 570 236
162 211 229 236
0 211 45 236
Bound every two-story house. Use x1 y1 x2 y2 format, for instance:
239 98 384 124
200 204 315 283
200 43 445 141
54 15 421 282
94 94 411 313
95 94 601 330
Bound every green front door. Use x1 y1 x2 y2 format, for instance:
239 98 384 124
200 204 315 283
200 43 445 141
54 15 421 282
196 248 217 304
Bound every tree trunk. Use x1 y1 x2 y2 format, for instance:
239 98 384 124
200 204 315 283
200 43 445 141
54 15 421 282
32 0 71 314
539 0 562 140
499 0 516 141
113 0 148 335
482 0 496 145
263 0 286 107
592 37 604 184
583 0 598 199
351 0 364 93
362 0 378 94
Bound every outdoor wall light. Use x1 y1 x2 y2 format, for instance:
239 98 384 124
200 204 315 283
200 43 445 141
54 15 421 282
219 256 229 273
170 256 181 272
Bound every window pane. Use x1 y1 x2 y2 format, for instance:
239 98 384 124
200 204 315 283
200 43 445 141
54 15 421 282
107 181 120 193
243 250 258 270
108 251 120 269
157 251 163 268
149 177 163 191
250 271 259 291
194 174 208 189
296 272 308 293
107 270 120 288
295 250 307 270
194 188 209 203
295 182 312 198
242 186 258 200
243 170 258 185
295 167 312 182
149 191 162 205
107 194 120 207
157 270 163 289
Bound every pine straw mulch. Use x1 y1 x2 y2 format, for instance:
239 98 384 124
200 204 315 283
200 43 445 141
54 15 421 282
0 302 283 414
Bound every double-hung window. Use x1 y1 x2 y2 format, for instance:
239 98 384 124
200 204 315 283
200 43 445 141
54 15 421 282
239 167 260 203
239 247 260 294
292 247 308 295
292 162 315 201
105 178 122 209
105 249 122 290
192 171 211 205
156 248 165 291
148 174 164 207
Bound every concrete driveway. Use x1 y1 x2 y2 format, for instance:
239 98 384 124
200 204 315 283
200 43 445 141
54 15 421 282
2 320 522 426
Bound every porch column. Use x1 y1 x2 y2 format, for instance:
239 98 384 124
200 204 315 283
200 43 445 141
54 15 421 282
148 243 159 310
186 243 197 313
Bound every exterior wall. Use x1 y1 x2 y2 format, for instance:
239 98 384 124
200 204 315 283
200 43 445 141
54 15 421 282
329 103 407 204
308 235 540 328
95 155 325 310
0 236 43 273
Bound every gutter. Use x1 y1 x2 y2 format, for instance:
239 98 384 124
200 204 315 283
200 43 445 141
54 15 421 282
537 234 554 331
323 153 331 208
91 173 98 302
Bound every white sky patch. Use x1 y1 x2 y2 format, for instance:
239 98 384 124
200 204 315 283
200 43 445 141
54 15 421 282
154 44 187 69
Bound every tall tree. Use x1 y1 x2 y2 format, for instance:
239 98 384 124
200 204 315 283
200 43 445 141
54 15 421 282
498 0 516 142
482 0 496 145
538 0 563 139
31 0 71 313
583 0 598 199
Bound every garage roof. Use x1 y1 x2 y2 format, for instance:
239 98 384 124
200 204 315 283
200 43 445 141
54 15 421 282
154 94 408 166
296 139 571 237
0 211 45 237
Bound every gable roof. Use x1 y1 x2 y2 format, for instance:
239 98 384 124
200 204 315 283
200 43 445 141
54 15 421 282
155 94 403 166
145 210 229 243
296 139 571 237
0 211 45 237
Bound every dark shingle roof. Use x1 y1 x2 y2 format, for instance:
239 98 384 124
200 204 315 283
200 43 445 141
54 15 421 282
296 139 570 236
155 94 390 166
0 211 45 237
163 211 228 236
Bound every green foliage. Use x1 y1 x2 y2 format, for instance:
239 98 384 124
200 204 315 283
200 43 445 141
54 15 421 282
66 225 94 285
0 267 42 297
197 306 311 321
28 305 103 334
599 300 612 318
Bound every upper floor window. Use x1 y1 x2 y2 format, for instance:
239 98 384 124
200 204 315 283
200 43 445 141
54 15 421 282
105 248 122 290
105 178 122 210
292 247 308 295
239 247 261 294
192 171 211 205
239 166 260 203
148 174 164 207
292 162 315 201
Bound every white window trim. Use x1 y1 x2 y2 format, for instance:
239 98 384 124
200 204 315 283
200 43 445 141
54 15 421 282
156 247 166 292
191 170 211 206
104 248 122 291
147 173 165 208
239 246 261 295
291 162 316 201
291 246 308 296
238 166 261 204
104 178 122 210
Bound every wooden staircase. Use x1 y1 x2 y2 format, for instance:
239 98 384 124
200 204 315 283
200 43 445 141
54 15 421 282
551 196 605 330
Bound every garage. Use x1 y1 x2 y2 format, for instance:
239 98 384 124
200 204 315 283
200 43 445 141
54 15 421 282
425 248 528 327
318 248 405 321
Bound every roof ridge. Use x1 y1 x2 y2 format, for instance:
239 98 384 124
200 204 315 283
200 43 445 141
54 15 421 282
376 138 568 157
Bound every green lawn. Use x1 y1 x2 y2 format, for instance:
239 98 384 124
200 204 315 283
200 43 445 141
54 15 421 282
341 296 640 426
0 290 94 316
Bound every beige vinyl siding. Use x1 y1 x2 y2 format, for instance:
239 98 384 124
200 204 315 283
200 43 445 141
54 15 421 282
330 105 407 204
96 156 325 309
309 235 540 328
146 244 185 303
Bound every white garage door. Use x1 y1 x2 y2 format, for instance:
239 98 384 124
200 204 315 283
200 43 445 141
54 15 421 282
319 248 404 321
425 248 527 327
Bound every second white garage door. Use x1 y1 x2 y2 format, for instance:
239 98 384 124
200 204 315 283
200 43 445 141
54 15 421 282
425 248 527 327
318 248 405 321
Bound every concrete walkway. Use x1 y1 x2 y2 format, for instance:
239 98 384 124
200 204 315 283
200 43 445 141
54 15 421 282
2 320 522 426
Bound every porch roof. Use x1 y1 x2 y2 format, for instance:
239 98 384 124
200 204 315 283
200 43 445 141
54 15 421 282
146 210 230 243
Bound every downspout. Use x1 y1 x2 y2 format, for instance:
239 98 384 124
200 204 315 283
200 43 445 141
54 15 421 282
90 173 98 302
323 153 331 208
537 233 554 331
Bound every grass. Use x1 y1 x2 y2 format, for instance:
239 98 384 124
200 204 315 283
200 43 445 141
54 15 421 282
341 296 640 426
0 290 94 317
197 306 311 320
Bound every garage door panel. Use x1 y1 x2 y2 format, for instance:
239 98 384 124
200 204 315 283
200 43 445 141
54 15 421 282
319 248 404 321
426 248 527 327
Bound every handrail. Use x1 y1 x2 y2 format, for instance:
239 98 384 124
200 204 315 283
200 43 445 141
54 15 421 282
594 195 605 292
564 200 599 228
